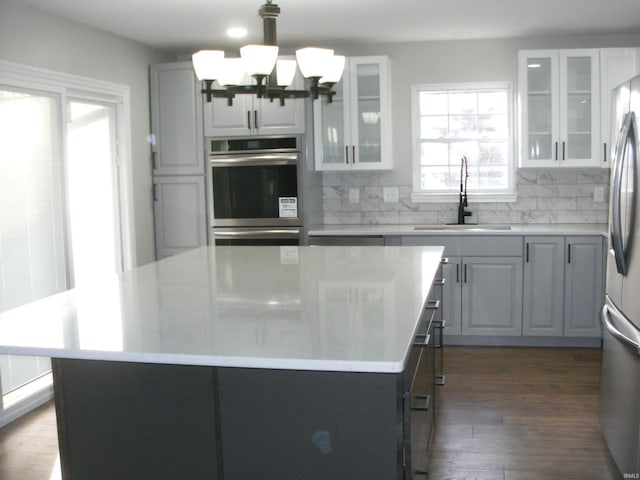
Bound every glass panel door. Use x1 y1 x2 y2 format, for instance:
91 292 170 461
354 62 381 164
67 99 123 286
526 57 554 161
317 80 346 166
565 56 592 160
0 87 67 410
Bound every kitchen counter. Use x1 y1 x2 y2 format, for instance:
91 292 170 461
0 245 444 373
309 223 607 237
0 245 445 479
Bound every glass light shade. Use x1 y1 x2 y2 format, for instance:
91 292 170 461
319 55 345 84
295 47 334 78
217 58 246 86
275 59 297 87
240 45 279 76
192 50 225 81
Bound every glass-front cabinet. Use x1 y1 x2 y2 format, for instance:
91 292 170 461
313 56 392 171
518 49 600 168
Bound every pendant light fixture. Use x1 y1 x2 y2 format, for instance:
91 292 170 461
192 1 345 105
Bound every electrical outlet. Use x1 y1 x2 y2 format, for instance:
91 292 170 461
349 188 360 204
594 186 605 203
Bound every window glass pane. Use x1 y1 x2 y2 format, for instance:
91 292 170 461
413 83 512 195
450 115 478 138
479 114 508 138
449 92 477 114
420 142 448 166
419 92 448 115
478 91 507 114
420 166 450 190
420 115 448 139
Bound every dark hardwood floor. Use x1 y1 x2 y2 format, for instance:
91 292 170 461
0 347 621 480
428 346 621 480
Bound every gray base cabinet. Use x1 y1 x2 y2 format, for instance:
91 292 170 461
402 236 524 337
523 235 603 338
564 236 604 337
462 256 523 336
523 236 565 336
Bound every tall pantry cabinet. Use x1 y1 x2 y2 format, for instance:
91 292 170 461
149 62 208 259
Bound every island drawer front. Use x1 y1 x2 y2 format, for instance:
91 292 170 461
401 235 523 257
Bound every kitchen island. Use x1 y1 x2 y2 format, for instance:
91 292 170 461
0 245 444 480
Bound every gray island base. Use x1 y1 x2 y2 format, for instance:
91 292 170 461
0 246 445 479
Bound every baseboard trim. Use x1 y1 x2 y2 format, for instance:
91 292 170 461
443 335 602 348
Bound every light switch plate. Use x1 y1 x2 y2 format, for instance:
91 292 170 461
383 186 399 203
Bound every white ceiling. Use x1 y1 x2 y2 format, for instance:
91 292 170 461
18 0 640 54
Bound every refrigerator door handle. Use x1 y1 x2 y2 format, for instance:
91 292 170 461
601 299 640 356
611 111 638 276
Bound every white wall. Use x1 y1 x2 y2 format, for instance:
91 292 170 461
0 0 173 265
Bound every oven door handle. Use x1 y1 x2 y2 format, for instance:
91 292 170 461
210 154 299 166
213 228 302 240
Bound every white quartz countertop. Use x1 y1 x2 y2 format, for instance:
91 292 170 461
0 246 444 374
308 223 607 237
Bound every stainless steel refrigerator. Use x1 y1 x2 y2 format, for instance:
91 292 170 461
601 73 640 476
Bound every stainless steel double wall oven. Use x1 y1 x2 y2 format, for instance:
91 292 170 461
209 136 305 245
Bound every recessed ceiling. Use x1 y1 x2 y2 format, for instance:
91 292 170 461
17 0 640 54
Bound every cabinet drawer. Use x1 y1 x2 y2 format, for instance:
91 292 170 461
402 235 522 257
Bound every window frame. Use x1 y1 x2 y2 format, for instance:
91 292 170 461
410 81 517 203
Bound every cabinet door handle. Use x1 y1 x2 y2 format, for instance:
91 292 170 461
254 110 258 130
562 141 566 161
152 183 158 202
464 264 468 283
345 146 349 164
456 264 459 283
603 142 607 163
151 151 157 170
526 243 530 263
247 110 251 130
555 142 559 161
567 244 571 264
352 145 356 163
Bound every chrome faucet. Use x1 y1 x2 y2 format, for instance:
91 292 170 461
456 156 472 224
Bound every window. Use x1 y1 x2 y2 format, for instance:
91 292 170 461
412 83 515 201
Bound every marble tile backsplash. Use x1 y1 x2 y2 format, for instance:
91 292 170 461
321 169 610 225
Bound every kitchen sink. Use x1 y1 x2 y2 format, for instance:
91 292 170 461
413 224 512 231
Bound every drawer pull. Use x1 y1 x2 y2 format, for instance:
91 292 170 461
441 257 449 264
413 333 431 348
435 375 446 386
411 394 431 411
433 278 445 286
426 300 440 310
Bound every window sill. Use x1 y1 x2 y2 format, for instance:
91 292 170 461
410 192 518 203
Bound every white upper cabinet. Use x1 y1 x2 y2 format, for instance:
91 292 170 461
518 49 600 168
599 48 639 167
313 56 392 171
202 57 306 137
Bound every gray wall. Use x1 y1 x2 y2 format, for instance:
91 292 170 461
311 33 640 225
0 0 173 266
